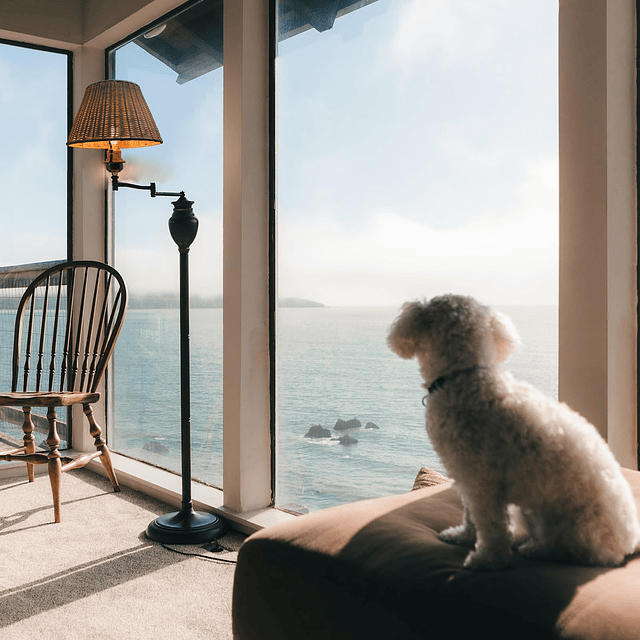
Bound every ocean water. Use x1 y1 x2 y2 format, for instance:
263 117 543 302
111 305 558 514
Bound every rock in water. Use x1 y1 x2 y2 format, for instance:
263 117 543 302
335 418 361 430
365 422 379 430
304 425 331 439
143 440 170 455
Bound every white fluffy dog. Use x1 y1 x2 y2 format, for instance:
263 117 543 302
387 294 640 571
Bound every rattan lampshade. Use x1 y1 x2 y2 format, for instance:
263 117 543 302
67 80 163 149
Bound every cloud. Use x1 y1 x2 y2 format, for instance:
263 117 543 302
112 154 559 308
119 215 222 296
2 230 67 266
389 0 509 70
278 155 559 307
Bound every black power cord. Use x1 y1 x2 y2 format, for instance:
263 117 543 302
161 540 238 564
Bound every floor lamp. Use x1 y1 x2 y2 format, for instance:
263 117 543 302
67 80 226 544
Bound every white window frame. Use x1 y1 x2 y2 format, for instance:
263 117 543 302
1 0 637 533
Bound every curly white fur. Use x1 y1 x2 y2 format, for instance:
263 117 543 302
388 294 640 571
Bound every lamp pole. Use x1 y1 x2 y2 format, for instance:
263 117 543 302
145 194 226 544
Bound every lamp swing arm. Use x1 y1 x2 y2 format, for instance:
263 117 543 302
110 175 183 198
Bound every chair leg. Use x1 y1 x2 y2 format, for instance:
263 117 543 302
83 403 120 493
48 457 62 524
22 407 36 483
46 406 62 523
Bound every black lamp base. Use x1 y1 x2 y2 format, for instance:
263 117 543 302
146 507 227 544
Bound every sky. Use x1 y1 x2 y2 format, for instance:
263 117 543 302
0 44 68 266
0 0 559 308
275 0 559 307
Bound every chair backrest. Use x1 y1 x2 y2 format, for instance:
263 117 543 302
11 260 127 394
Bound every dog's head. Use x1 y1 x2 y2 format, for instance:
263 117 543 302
387 294 520 381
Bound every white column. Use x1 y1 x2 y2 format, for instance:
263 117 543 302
70 45 108 452
558 0 637 467
223 0 273 511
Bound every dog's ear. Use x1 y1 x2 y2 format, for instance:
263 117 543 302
387 301 428 359
489 310 520 363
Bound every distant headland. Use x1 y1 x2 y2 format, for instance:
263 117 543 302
278 297 325 308
128 293 325 309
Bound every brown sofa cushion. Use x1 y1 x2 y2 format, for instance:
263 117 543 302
233 468 640 640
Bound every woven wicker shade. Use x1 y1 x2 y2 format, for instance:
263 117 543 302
67 80 162 149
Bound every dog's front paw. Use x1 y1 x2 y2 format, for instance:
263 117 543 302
440 525 476 548
517 540 546 560
463 549 512 571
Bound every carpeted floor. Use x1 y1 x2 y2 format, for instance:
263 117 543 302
0 466 245 639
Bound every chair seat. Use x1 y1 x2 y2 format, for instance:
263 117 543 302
0 391 100 407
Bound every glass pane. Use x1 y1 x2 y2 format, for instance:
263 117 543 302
0 43 69 451
110 0 223 487
0 43 68 266
276 0 558 512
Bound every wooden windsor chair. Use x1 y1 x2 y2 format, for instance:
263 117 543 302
0 260 128 523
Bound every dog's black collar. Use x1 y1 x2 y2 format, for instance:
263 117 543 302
424 365 484 400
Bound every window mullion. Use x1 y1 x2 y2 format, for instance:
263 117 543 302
222 0 273 512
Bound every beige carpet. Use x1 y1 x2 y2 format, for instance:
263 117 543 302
0 467 245 639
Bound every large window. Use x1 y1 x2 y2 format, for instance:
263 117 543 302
275 0 559 512
108 0 224 487
0 0 636 529
0 41 70 450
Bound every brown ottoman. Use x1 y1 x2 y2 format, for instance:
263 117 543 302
232 469 640 639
